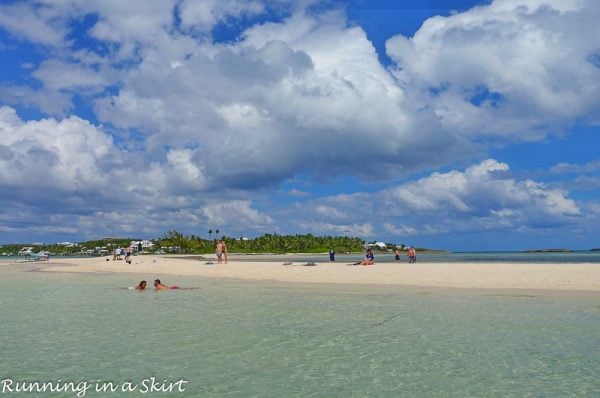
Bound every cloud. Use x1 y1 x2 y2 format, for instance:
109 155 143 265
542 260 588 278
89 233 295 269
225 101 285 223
0 106 115 192
382 223 418 236
32 59 111 91
0 105 590 243
89 9 474 191
1 0 599 245
5 1 599 192
572 176 600 190
287 188 311 197
0 2 70 46
296 221 375 237
386 159 580 219
83 0 178 54
386 0 600 139
0 85 73 115
178 0 264 33
0 106 274 239
549 160 600 174
278 159 582 239
202 200 274 231
314 205 347 220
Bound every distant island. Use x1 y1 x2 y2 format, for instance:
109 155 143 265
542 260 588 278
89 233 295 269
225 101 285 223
521 249 573 253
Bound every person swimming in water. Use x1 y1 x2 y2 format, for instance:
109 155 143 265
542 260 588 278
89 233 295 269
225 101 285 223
135 280 147 290
153 279 180 290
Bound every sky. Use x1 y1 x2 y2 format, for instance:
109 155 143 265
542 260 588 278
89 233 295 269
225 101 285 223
0 0 599 251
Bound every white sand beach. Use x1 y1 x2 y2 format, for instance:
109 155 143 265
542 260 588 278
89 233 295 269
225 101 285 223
27 255 600 292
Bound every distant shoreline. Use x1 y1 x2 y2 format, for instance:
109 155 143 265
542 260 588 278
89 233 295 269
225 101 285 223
521 249 573 253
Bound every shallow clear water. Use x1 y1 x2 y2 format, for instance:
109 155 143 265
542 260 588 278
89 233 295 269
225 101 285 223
1 266 599 397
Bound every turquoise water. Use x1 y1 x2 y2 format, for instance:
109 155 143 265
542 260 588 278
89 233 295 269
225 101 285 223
2 251 600 264
278 251 600 264
1 266 599 397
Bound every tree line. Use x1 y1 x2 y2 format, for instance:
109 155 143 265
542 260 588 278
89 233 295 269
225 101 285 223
0 232 365 256
158 231 364 254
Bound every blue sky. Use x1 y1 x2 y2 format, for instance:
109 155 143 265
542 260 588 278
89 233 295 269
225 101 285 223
0 0 599 251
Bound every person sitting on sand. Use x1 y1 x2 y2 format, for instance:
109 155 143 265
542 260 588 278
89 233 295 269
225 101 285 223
360 249 374 266
153 279 180 290
135 280 147 290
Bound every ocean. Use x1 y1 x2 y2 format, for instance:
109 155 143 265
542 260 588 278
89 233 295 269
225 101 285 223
2 250 600 265
1 262 599 397
237 250 600 264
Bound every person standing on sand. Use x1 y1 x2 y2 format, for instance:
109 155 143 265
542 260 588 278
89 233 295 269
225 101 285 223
395 249 400 262
329 248 335 262
215 240 224 264
125 246 132 264
407 247 416 263
222 240 228 264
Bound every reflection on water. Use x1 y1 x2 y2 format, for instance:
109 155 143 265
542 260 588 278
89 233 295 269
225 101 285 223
1 270 599 397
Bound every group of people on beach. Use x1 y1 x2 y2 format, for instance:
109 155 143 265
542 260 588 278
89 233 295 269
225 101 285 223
113 247 133 264
406 247 417 263
396 247 417 263
359 247 417 265
132 279 180 291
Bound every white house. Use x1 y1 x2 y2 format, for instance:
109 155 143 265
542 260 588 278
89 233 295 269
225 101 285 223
364 242 388 250
131 240 154 251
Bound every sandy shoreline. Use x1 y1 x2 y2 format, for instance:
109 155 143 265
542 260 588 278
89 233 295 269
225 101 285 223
9 254 598 292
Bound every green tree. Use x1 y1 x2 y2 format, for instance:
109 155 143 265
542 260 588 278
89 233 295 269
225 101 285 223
162 230 191 253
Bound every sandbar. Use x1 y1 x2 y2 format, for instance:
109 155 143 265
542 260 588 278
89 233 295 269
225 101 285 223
18 254 600 292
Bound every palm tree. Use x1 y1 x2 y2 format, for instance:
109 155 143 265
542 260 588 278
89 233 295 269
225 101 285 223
208 229 213 240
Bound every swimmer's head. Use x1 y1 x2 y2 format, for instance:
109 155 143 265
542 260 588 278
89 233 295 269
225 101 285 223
154 279 161 287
